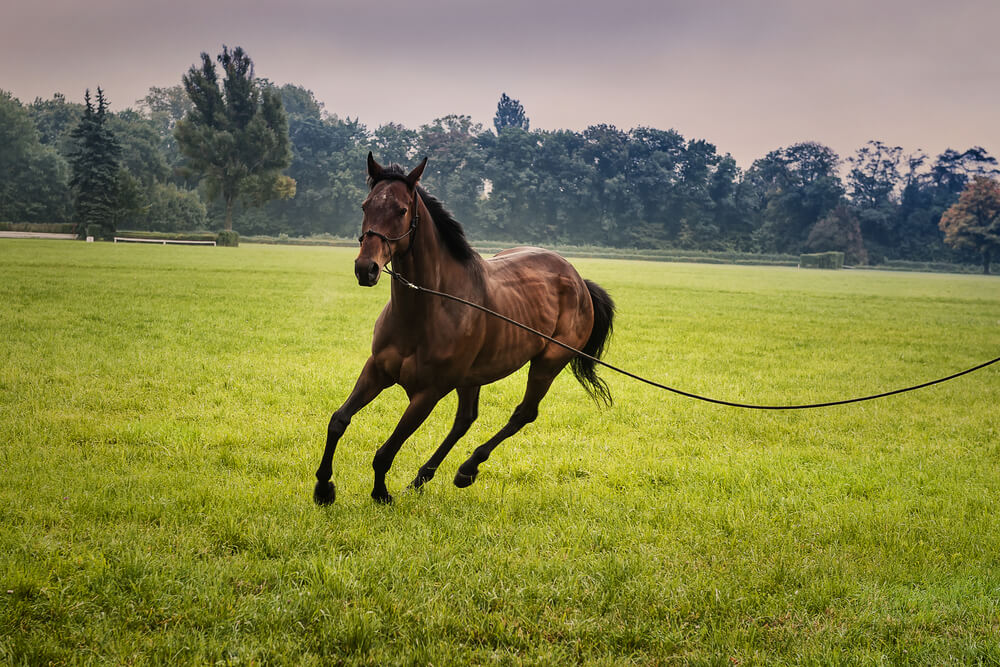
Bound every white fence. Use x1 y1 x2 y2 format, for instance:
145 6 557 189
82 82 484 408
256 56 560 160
114 237 216 246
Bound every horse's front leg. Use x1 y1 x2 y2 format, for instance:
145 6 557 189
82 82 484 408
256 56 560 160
371 389 444 504
410 385 481 490
314 357 391 505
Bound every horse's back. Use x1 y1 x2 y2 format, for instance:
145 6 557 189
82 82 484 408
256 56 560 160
481 246 594 360
486 246 583 285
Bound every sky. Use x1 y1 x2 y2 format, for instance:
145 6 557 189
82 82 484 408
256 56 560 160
3 0 998 168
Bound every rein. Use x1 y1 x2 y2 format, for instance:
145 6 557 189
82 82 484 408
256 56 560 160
382 266 999 410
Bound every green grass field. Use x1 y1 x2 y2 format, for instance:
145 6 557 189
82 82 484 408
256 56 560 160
1 240 998 665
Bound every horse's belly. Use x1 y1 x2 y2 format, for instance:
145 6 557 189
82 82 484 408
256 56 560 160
463 333 546 386
462 358 529 387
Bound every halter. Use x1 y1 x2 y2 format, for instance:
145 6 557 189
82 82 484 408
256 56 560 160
358 187 421 257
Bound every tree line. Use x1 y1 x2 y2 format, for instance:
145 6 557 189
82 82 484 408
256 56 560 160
2 46 998 269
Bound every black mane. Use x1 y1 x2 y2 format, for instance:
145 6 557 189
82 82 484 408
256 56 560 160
368 164 478 264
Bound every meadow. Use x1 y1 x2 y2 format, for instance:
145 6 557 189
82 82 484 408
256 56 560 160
1 240 998 665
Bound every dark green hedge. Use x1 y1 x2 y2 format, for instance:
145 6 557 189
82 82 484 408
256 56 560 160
800 251 845 269
216 230 239 247
0 222 78 234
115 230 220 242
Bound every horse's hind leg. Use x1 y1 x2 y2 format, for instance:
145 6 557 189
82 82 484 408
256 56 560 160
410 386 481 491
454 361 562 488
314 357 391 505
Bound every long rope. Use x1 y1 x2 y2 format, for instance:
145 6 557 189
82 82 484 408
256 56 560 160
384 267 999 410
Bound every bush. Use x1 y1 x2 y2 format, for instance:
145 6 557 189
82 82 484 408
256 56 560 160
800 251 844 269
216 230 239 247
139 183 208 232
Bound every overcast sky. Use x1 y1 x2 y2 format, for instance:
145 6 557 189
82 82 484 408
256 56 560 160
3 0 998 167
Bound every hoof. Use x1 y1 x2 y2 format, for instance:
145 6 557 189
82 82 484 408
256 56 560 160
371 490 394 505
409 473 432 492
454 470 477 488
313 480 336 505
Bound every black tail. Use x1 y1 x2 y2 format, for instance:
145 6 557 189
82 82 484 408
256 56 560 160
572 279 616 406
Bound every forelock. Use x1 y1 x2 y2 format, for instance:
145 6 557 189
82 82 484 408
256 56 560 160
367 163 411 190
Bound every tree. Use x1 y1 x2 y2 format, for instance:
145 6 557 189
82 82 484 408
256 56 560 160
930 147 999 195
746 142 844 253
674 139 726 248
258 86 368 237
530 130 600 243
276 83 324 120
625 127 686 244
137 85 193 181
0 90 72 222
28 92 84 156
847 140 903 209
110 110 170 188
68 88 124 238
174 45 294 231
939 176 1000 274
416 115 486 227
893 147 1000 262
371 123 418 165
847 140 903 256
581 124 632 244
805 204 868 265
137 183 208 232
480 125 539 240
493 93 529 133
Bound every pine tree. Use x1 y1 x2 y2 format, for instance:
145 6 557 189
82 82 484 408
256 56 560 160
493 93 529 134
174 46 294 231
68 88 122 239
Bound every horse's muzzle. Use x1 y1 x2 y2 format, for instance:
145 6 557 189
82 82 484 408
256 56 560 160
355 258 381 286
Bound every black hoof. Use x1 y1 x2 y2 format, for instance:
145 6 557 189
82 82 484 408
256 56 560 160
313 480 336 505
409 473 432 492
454 471 477 488
371 490 394 505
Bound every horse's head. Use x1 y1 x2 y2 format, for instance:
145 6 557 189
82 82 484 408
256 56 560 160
355 153 427 286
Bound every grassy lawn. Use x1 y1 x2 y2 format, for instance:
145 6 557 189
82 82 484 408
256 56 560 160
1 240 998 664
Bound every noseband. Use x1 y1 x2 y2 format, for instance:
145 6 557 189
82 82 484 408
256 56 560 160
358 188 421 256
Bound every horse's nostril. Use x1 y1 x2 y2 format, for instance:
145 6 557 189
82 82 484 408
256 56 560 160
368 262 379 280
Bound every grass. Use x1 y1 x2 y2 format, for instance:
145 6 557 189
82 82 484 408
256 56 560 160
1 240 998 664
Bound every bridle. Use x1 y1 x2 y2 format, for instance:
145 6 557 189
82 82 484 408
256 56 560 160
358 186 421 257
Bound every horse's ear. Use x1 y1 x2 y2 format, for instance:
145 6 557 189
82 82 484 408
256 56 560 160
406 157 428 188
367 152 383 180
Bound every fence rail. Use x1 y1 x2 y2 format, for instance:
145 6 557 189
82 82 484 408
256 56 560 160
114 237 216 246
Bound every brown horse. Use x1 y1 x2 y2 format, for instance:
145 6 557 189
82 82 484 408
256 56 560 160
314 153 615 504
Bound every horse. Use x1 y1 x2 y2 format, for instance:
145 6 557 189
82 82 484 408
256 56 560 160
313 153 615 504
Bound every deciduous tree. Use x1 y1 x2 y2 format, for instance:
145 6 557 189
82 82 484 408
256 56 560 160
0 90 71 222
416 115 486 227
805 204 868 265
747 142 844 254
939 176 1000 274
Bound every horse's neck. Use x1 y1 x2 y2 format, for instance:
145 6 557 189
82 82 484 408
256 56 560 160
388 208 478 311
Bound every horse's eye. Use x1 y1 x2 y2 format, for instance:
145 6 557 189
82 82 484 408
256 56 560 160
400 208 407 217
